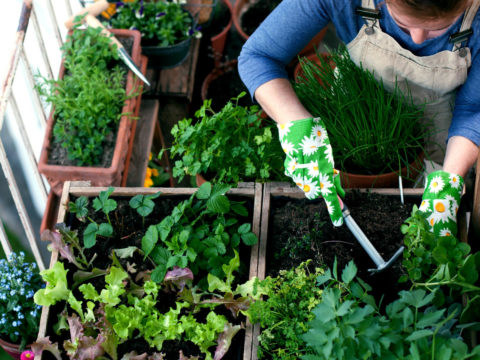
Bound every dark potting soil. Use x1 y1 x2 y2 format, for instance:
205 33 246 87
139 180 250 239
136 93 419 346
266 190 416 304
206 66 252 113
240 0 282 36
203 0 231 40
44 194 254 359
47 36 134 168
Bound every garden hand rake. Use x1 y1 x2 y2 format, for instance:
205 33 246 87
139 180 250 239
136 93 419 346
342 203 404 274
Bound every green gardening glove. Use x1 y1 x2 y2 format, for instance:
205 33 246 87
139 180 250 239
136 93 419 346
418 170 464 238
277 117 345 226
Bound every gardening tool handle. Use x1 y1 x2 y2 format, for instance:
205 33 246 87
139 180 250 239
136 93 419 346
65 0 110 29
83 14 124 49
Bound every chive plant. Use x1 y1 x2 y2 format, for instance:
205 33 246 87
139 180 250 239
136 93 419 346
293 46 428 176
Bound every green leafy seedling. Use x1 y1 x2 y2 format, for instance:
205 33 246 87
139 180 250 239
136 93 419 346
68 196 89 222
93 187 117 226
129 191 162 225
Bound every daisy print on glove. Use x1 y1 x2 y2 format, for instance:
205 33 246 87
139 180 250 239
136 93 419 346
419 170 464 238
276 117 345 226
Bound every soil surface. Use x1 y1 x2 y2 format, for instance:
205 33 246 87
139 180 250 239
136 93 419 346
240 0 282 36
43 194 254 360
47 36 134 168
266 190 415 304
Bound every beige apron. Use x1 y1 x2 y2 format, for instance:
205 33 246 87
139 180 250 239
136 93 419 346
347 0 480 166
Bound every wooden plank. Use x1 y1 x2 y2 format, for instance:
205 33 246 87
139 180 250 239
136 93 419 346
157 38 201 101
126 99 159 187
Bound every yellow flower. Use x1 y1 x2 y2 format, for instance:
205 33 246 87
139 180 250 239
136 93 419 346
152 168 159 177
144 177 153 187
149 152 153 161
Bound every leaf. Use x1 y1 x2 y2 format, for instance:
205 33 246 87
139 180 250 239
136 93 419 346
316 269 332 286
207 194 230 214
406 329 434 341
237 223 251 234
98 223 113 237
231 204 248 216
214 323 242 360
196 182 212 199
142 225 159 257
151 265 167 283
83 223 99 248
241 232 258 246
114 246 139 259
341 261 357 285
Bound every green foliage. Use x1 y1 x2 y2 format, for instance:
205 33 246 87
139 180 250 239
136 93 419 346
245 261 324 360
401 207 480 322
129 191 162 217
36 25 129 166
142 182 258 284
293 46 427 176
170 94 288 185
109 0 200 47
301 261 480 360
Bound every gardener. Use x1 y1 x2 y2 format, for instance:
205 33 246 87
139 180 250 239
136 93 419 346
238 0 479 238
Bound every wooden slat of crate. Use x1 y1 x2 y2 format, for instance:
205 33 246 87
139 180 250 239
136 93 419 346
157 38 201 101
37 181 261 360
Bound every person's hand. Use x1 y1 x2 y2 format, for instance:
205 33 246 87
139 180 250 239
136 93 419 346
418 170 464 237
277 117 344 226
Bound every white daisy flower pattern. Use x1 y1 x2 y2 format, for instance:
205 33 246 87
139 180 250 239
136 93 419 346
439 228 453 237
281 140 296 155
318 173 334 196
302 178 320 199
277 122 293 139
431 199 451 223
308 161 320 177
300 135 322 156
419 199 430 212
291 174 304 189
324 145 334 165
449 174 461 189
324 199 333 215
428 176 445 194
333 218 343 227
311 125 327 144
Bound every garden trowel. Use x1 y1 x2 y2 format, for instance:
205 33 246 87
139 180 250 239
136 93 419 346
65 2 150 86
342 203 404 274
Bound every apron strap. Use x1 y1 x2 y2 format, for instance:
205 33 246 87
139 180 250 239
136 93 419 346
450 0 480 52
357 0 379 32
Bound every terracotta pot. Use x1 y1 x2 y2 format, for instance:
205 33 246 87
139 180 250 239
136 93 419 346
233 0 327 54
39 190 60 233
0 337 29 360
37 29 142 196
340 152 425 188
210 0 233 67
185 0 217 24
201 59 238 102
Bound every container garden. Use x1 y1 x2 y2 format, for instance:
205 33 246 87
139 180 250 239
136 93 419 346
170 93 287 187
37 28 143 196
293 48 428 188
232 0 327 56
110 0 201 69
34 181 263 360
245 182 478 360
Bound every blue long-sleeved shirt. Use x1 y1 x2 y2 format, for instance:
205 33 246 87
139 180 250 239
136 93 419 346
238 0 480 145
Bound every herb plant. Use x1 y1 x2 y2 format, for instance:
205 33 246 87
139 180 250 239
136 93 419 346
109 0 201 47
301 261 480 359
36 24 130 166
0 252 43 350
246 261 324 360
293 46 427 176
170 94 287 185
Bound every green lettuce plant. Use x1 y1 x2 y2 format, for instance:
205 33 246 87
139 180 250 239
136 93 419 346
170 94 287 185
293 46 427 176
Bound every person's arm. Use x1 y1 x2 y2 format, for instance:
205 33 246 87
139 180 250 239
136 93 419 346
443 136 478 178
254 78 312 125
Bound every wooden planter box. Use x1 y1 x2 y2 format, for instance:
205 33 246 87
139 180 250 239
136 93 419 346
36 181 263 360
248 182 425 360
38 29 143 196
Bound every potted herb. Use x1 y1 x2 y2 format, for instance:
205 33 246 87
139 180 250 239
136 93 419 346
110 0 202 69
293 47 427 188
37 24 143 196
0 252 43 359
170 93 288 186
32 182 262 359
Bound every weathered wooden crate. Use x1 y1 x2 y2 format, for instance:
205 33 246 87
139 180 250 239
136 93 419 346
36 181 263 360
249 182 426 360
